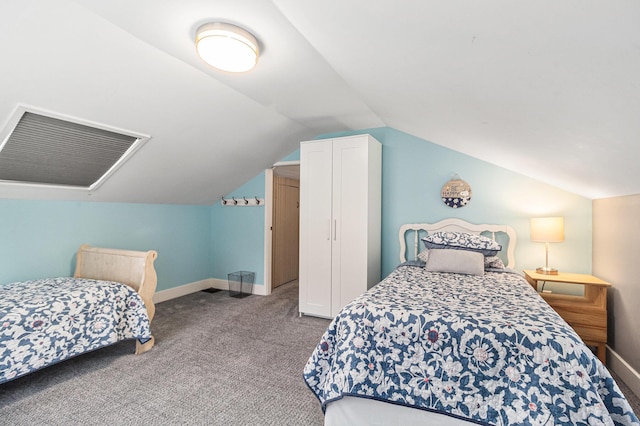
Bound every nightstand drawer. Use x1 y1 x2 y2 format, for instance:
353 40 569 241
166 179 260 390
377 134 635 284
571 324 607 342
542 298 607 329
523 270 611 363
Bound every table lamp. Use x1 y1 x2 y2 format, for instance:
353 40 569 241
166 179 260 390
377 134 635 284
530 217 564 275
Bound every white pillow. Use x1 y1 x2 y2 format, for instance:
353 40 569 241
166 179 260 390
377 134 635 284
424 249 484 276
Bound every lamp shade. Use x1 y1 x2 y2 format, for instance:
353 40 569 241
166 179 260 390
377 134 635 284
530 217 565 243
195 22 259 73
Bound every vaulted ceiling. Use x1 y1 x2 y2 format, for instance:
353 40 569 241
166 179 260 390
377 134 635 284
1 1 638 204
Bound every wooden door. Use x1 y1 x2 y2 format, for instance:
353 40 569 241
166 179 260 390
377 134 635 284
272 175 300 289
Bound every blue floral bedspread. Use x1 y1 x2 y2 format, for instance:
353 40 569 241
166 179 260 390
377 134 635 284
1 277 152 384
304 265 640 425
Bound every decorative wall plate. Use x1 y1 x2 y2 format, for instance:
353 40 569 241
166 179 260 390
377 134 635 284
441 178 472 208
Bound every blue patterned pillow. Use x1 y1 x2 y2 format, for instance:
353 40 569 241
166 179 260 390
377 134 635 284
422 231 502 256
484 255 505 270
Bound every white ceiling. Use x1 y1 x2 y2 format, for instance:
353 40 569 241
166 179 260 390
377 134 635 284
1 0 638 204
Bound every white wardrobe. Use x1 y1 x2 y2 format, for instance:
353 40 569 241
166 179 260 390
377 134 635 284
299 134 381 318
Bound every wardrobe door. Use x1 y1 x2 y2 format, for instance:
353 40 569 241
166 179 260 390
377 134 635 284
299 139 333 317
331 137 370 317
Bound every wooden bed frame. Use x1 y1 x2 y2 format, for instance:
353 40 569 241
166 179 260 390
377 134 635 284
399 218 517 268
74 244 158 354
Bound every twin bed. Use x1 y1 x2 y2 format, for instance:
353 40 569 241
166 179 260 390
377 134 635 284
2 227 638 424
0 245 158 384
304 219 639 425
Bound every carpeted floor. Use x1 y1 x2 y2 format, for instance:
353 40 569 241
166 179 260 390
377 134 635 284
1 280 639 424
0 281 330 425
611 371 640 418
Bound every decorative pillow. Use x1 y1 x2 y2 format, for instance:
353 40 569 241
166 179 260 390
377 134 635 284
422 231 502 257
424 249 485 276
484 255 505 270
417 249 429 263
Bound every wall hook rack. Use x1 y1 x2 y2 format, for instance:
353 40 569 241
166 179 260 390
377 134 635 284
221 196 264 207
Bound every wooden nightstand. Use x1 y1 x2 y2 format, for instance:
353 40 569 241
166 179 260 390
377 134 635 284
523 270 611 363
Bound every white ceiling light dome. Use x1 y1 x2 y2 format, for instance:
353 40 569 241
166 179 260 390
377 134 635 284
195 22 259 73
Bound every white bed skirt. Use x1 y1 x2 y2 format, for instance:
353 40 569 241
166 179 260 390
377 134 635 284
325 396 477 426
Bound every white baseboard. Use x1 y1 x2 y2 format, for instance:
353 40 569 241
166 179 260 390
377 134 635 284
153 279 214 303
607 345 640 397
153 278 267 303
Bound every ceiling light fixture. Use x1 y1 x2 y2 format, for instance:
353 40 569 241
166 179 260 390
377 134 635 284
195 22 259 73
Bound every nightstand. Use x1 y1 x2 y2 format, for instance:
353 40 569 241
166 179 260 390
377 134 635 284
523 270 611 363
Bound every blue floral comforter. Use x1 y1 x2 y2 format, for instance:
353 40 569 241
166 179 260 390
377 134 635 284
304 265 640 425
1 277 152 384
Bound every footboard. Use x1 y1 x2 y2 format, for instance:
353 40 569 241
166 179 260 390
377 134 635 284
74 244 158 353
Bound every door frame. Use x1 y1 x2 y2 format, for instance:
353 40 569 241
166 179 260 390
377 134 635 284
263 160 300 296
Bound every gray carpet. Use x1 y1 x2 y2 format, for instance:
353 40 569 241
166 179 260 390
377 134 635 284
1 281 639 424
612 371 640 419
0 281 330 425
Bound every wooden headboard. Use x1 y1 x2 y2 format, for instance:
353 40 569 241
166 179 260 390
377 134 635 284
399 218 517 268
74 244 158 354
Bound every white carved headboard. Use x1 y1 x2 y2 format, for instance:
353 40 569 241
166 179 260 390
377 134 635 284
399 218 517 268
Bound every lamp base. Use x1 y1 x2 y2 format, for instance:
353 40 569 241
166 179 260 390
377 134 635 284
536 266 558 275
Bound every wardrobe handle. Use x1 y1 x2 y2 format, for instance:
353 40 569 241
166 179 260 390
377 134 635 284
333 219 337 241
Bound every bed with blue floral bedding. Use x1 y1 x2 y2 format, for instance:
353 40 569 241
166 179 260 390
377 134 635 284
0 277 152 384
304 263 640 425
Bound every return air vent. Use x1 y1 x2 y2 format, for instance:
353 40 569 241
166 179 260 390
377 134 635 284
0 106 149 191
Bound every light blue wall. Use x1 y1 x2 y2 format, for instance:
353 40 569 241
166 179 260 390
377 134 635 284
0 199 211 291
1 126 593 294
209 126 592 287
321 128 592 277
208 149 301 287
210 173 267 285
